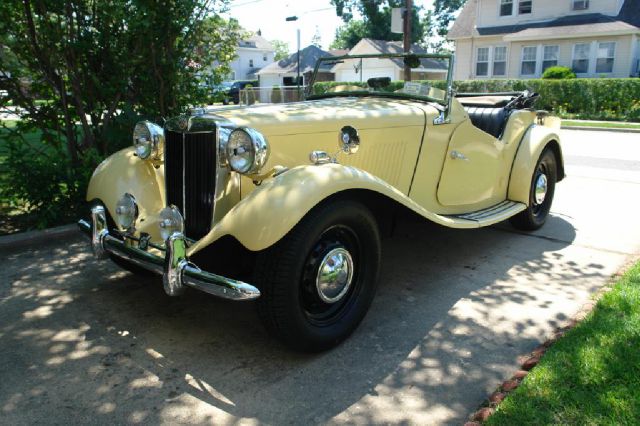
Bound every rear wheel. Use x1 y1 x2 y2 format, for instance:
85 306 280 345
510 148 557 231
254 200 381 352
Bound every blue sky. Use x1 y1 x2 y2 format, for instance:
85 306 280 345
224 0 435 53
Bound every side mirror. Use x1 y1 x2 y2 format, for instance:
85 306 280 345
403 54 421 69
339 126 360 154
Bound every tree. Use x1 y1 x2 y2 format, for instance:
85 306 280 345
330 0 427 49
311 26 322 49
428 0 467 51
271 40 290 61
0 0 241 227
330 20 367 50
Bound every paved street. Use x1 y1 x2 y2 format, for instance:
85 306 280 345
1 129 639 425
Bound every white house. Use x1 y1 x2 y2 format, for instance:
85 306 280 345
448 0 640 79
228 32 275 80
331 38 449 82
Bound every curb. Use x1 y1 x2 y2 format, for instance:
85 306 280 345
561 125 640 133
0 223 78 251
467 256 640 424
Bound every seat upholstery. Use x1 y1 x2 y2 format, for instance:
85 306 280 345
463 106 510 139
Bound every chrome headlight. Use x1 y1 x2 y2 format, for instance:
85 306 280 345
115 193 138 231
133 121 164 160
226 128 269 174
158 205 184 241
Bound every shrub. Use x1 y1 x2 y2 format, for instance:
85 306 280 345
271 85 283 103
542 66 576 79
244 84 256 105
312 78 640 122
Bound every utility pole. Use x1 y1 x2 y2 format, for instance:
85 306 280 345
403 0 412 81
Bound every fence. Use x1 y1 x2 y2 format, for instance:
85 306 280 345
238 86 306 105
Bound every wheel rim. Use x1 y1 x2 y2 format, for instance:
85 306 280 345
532 163 549 215
315 248 354 304
301 225 361 326
534 172 548 205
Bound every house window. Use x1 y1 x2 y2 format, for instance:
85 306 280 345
519 0 532 14
476 47 489 76
596 42 615 73
542 45 559 72
521 46 537 75
493 46 507 76
500 0 513 16
572 0 589 10
572 43 590 74
249 59 254 67
263 55 267 61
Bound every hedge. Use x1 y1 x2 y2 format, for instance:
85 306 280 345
312 78 640 122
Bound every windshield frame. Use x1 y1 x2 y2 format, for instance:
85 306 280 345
305 52 454 106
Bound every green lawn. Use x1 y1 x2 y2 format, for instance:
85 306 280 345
488 260 640 425
562 120 640 130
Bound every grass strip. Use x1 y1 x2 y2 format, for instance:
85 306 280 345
488 260 640 425
562 120 640 130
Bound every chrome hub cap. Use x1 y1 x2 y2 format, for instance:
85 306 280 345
315 247 354 304
534 173 548 205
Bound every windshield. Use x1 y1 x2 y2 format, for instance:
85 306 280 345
306 53 452 105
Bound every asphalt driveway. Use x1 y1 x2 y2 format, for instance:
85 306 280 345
1 129 639 425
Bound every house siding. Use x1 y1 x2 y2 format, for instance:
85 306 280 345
477 0 622 29
455 33 635 79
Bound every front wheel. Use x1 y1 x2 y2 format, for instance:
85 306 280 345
510 147 557 231
254 200 381 352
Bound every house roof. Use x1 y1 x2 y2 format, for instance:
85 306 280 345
354 39 449 71
238 34 273 51
448 0 640 39
257 45 335 75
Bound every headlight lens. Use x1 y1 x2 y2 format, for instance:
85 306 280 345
158 205 184 241
115 193 137 230
225 128 269 174
133 121 164 160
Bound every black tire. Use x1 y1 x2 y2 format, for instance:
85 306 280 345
510 147 557 231
109 254 156 277
254 200 381 352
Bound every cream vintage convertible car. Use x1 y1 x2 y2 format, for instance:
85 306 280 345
78 53 564 351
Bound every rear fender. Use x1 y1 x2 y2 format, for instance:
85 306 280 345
508 124 563 205
187 163 465 256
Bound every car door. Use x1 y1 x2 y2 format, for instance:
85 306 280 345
436 119 508 208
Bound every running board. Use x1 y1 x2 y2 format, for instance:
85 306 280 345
441 200 526 228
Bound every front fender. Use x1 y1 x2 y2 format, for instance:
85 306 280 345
87 147 166 241
187 163 469 255
508 124 562 205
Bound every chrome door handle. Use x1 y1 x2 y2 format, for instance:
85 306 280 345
450 150 469 161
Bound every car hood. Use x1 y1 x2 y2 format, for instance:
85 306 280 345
202 96 432 137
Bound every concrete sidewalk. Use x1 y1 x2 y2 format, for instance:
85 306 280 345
1 129 639 424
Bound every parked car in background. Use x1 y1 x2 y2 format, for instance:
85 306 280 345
217 80 258 104
78 53 564 352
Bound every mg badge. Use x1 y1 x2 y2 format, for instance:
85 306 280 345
177 116 188 131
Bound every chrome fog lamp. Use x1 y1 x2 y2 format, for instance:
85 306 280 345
115 193 138 231
133 121 164 160
226 128 269 174
158 205 184 241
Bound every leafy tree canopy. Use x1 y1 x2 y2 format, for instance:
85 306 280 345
428 0 467 51
271 40 290 61
329 0 427 50
0 0 242 227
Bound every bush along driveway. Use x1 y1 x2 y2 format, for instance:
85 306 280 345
471 259 640 425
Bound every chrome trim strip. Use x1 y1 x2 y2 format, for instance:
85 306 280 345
77 219 260 301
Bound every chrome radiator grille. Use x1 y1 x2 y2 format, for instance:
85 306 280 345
165 130 217 239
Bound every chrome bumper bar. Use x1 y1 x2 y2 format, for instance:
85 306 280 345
77 206 260 301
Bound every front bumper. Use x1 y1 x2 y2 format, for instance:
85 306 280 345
78 206 260 301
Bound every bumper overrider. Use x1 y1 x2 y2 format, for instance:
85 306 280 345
77 205 260 301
